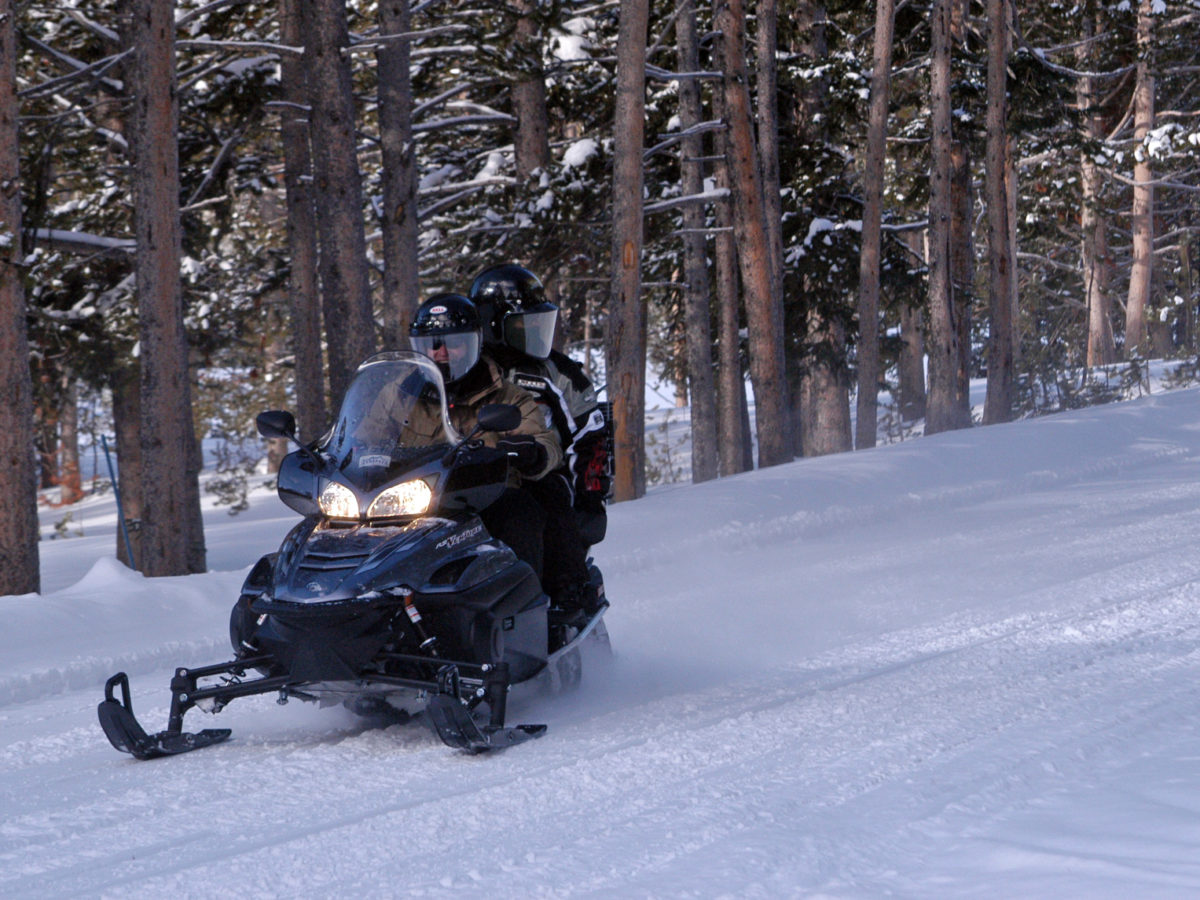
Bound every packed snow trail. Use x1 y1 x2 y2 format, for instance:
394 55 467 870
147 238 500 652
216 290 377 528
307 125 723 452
4 386 1200 897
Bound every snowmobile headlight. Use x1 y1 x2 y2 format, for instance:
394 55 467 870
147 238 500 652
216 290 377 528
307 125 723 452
319 481 360 519
367 479 432 518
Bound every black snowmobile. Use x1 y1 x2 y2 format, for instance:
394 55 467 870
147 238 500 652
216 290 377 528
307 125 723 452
97 351 609 758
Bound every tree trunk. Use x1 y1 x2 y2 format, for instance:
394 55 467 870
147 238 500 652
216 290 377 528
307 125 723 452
982 0 1014 425
302 0 376 401
755 0 783 305
925 0 969 434
0 0 41 594
801 311 853 456
377 0 422 350
59 375 84 504
1125 0 1155 358
855 0 895 449
791 1 850 457
34 384 58 491
714 169 749 476
898 299 927 422
1007 132 1021 366
279 0 327 441
512 0 551 178
121 0 206 576
951 142 974 417
716 0 793 468
111 364 144 571
1077 5 1116 367
608 0 650 501
677 0 718 483
1182 235 1195 353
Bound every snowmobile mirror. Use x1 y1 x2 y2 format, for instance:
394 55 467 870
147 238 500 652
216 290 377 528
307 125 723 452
256 410 297 441
476 404 521 433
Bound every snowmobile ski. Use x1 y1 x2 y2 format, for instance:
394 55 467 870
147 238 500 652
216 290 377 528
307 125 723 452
426 663 547 752
97 672 231 760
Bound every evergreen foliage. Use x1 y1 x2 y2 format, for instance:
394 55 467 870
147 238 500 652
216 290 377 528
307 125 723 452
10 0 1200 501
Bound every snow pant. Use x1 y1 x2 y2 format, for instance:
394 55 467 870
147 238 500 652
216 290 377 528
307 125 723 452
480 487 546 582
525 471 590 598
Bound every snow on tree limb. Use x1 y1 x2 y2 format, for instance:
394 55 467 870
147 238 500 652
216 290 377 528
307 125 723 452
32 229 135 256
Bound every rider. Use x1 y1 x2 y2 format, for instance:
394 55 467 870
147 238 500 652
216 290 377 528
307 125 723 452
408 292 562 581
468 264 609 620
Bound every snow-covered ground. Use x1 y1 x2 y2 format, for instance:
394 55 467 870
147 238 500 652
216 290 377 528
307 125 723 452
6 383 1200 897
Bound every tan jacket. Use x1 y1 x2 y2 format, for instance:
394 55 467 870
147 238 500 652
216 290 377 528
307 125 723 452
394 354 562 482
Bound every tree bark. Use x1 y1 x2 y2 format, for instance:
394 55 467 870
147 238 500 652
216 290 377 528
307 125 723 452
898 288 927 422
111 363 144 570
754 0 783 306
713 162 749 474
1125 0 1155 358
279 0 327 440
677 0 718 483
0 0 41 594
121 0 206 576
716 0 793 467
801 311 853 457
377 0 421 350
1077 4 1116 367
59 374 84 504
512 0 551 178
925 0 969 434
951 143 974 416
302 0 376 401
982 0 1014 424
855 0 895 449
608 0 650 501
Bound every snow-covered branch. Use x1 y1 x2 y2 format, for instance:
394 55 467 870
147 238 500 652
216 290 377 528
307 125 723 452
177 39 301 57
185 125 251 209
881 220 930 233
65 9 119 46
21 35 123 96
643 188 730 215
33 229 135 256
19 50 130 100
418 175 516 197
413 114 517 133
644 119 726 160
344 25 472 55
644 64 723 83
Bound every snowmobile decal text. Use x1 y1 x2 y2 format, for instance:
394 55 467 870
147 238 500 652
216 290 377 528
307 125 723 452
436 523 483 550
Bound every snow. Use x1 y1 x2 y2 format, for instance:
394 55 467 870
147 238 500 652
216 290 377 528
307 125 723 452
7 384 1200 895
562 138 598 169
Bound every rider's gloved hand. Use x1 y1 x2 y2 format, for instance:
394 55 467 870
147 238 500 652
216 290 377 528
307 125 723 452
496 434 548 477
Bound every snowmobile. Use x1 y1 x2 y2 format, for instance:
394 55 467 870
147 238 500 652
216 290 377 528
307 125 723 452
97 351 609 758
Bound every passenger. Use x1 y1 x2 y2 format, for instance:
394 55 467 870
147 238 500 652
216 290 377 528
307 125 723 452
468 264 609 622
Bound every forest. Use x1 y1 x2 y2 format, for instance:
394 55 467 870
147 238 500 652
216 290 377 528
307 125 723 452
1 0 1198 592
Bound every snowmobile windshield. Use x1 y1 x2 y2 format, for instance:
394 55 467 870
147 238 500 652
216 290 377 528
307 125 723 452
320 351 465 490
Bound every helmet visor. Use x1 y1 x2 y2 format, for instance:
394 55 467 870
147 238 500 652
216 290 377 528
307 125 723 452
410 330 481 382
502 308 557 359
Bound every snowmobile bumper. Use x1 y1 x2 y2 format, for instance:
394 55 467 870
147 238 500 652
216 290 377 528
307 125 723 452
97 671 233 760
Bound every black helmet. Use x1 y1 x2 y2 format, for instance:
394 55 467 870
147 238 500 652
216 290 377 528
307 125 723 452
468 263 558 359
409 293 482 384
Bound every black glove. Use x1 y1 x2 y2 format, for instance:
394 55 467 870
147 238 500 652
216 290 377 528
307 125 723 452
496 434 548 477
